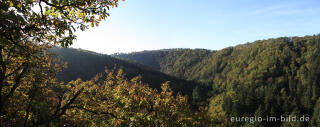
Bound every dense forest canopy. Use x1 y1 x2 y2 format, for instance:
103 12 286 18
114 35 320 126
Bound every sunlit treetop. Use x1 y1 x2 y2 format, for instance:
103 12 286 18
1 0 123 47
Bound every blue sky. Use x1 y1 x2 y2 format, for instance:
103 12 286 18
72 0 320 54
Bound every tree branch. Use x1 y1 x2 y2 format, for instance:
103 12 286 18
23 87 37 127
32 87 84 126
0 45 6 114
40 0 103 12
6 64 29 99
5 62 27 78
69 106 120 119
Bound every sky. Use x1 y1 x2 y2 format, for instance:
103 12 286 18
72 0 320 54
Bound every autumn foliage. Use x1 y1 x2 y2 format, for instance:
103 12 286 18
61 68 203 126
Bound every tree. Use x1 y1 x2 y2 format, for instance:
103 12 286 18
64 68 203 126
1 0 121 126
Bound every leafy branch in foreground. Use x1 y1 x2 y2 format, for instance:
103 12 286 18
1 0 123 126
63 68 209 126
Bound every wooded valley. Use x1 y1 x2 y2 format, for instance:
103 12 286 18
48 35 320 127
1 0 319 126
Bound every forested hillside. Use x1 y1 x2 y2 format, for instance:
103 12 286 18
49 48 198 97
115 35 320 126
205 35 320 126
49 35 320 126
113 48 213 79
